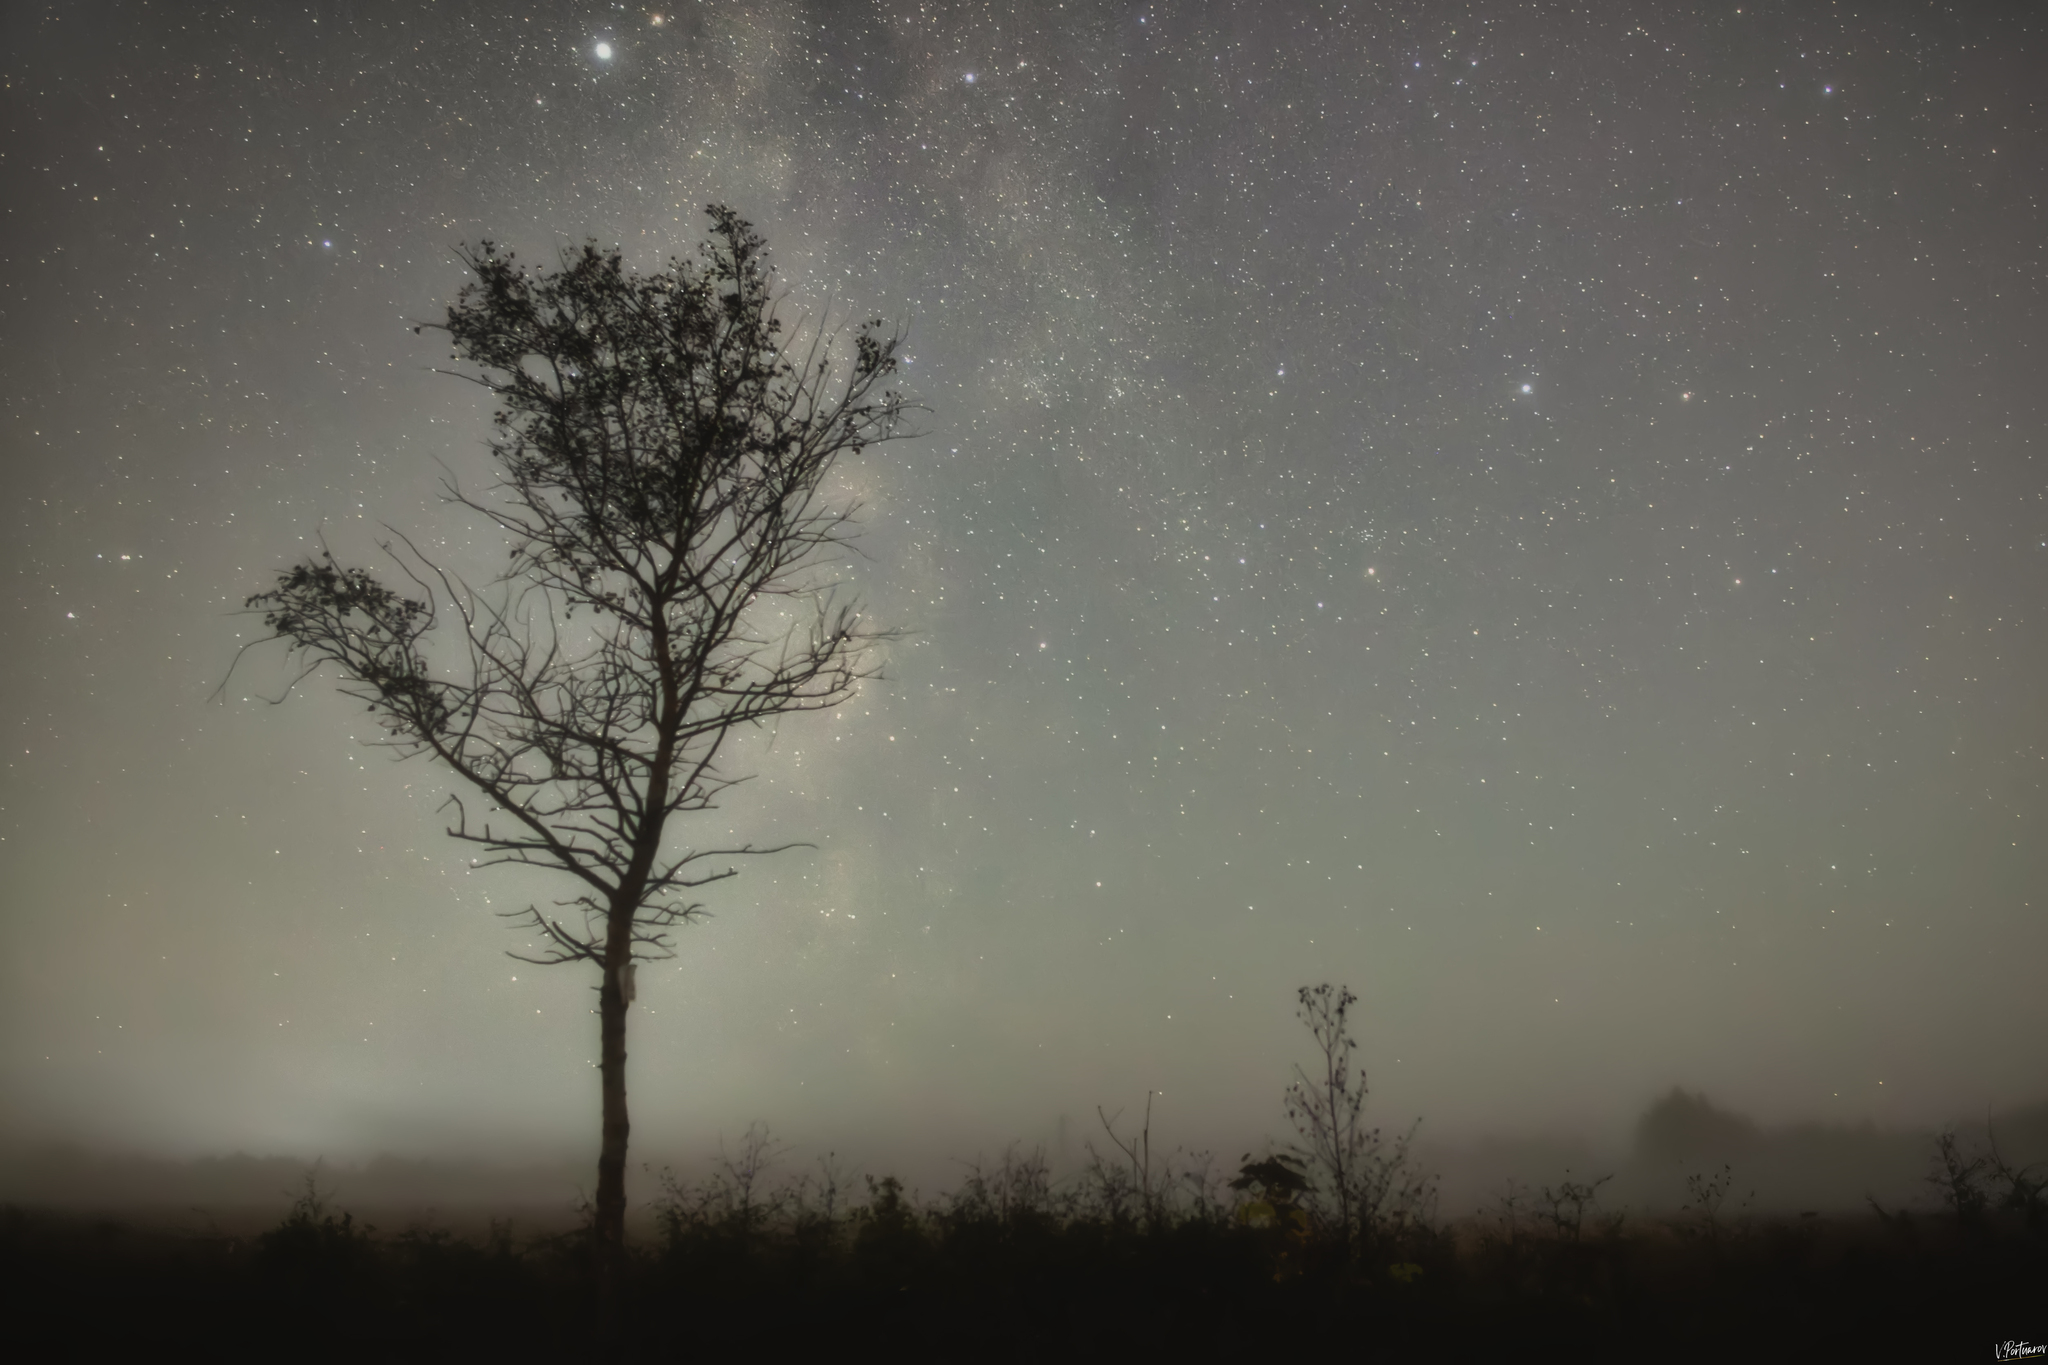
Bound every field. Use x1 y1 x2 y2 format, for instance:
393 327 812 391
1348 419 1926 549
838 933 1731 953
6 1147 2041 1361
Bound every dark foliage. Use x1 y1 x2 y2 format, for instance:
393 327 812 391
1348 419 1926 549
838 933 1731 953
29 1000 2035 1358
7 983 2044 1359
6 1148 2040 1362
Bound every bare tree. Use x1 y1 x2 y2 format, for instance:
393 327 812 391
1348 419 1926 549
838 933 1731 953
1090 1092 1160 1228
235 205 910 1268
1285 982 1436 1251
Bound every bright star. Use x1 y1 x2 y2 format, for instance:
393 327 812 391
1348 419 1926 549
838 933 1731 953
594 41 613 60
1520 383 1533 394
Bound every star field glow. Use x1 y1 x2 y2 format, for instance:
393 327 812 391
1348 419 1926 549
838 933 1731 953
0 0 2041 1170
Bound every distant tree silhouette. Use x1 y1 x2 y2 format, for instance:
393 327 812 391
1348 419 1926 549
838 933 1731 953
1633 1087 1761 1168
235 205 910 1277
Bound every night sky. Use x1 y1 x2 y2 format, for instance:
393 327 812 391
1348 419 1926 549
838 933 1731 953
4 2 2044 1178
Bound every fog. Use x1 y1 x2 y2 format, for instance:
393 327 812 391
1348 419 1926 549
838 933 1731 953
3 1 2043 1224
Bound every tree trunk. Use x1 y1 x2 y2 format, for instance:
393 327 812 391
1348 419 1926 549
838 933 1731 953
595 950 631 1273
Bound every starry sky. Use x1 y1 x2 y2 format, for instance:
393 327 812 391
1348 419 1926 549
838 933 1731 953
3 1 2044 1177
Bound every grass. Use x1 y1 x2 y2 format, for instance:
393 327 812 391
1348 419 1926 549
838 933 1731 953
4 1145 2042 1361
11 985 2040 1359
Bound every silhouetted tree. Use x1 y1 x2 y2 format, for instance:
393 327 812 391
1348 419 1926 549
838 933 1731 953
236 205 910 1274
1928 1126 1993 1225
1633 1087 1761 1168
1284 982 1436 1251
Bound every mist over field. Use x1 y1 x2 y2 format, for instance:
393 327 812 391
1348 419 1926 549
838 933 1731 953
3 0 2044 1252
7 1085 2047 1240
